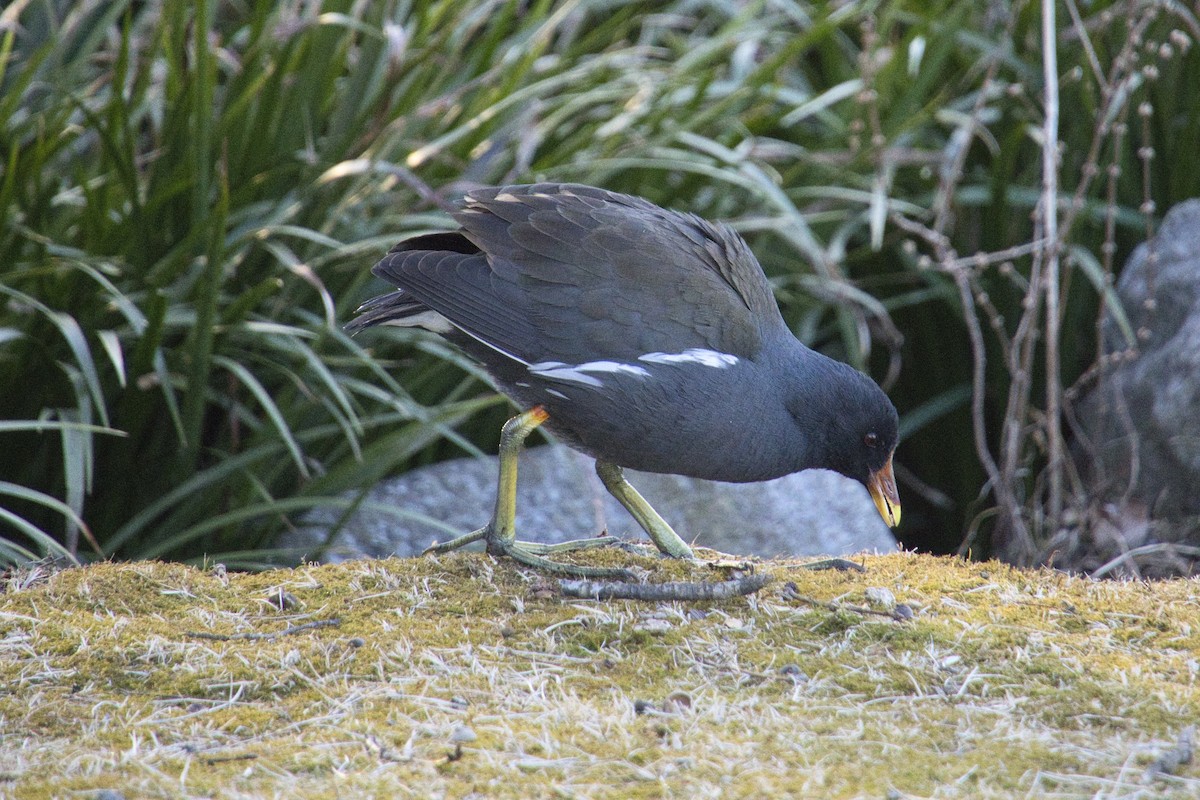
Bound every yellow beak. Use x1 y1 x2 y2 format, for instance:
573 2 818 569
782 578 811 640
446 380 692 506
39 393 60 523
867 453 901 528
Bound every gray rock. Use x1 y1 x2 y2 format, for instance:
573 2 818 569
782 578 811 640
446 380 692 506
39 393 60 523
1079 199 1200 518
286 444 898 562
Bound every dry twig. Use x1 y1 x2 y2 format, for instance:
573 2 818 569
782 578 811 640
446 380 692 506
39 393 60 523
559 574 771 601
184 618 341 641
780 581 913 622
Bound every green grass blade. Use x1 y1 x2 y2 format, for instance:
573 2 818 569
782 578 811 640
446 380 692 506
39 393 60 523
212 355 311 479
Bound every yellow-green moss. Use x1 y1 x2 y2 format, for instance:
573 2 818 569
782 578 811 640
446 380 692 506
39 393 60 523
2 552 1198 798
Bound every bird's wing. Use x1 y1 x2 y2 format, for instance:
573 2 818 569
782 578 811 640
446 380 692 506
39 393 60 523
374 183 787 366
370 246 541 367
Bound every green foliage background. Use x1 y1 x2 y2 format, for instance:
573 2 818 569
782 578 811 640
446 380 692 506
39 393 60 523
1 0 1197 567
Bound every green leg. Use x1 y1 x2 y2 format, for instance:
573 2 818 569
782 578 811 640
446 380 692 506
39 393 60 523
595 461 695 559
422 407 633 581
483 406 544 554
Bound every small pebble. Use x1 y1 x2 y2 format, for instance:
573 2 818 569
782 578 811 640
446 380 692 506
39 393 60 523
780 664 808 682
634 617 673 634
865 586 896 610
450 725 477 744
266 590 301 611
663 691 692 714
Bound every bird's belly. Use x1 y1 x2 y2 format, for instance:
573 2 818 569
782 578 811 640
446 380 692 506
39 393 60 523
505 374 795 483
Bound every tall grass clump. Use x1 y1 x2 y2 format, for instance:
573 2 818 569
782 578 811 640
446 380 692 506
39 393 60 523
1 0 1197 570
0 0 510 567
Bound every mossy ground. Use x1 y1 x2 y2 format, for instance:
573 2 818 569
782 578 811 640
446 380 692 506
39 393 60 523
1 551 1197 799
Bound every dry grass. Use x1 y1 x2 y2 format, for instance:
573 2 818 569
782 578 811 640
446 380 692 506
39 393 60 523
1 552 1198 799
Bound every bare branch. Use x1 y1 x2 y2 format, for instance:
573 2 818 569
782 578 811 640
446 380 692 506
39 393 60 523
559 574 771 601
185 618 341 642
1042 0 1065 538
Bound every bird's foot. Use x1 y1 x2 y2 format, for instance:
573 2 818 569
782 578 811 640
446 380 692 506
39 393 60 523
423 526 636 581
519 534 621 556
422 527 487 555
592 538 696 560
532 535 705 567
491 539 637 581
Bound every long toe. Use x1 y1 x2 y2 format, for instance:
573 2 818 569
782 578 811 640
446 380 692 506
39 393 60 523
422 526 488 556
497 540 637 581
518 534 621 556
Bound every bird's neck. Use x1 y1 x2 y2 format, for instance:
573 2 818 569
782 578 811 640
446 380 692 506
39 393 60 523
764 335 862 474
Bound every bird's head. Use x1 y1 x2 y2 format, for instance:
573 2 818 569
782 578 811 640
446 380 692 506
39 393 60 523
787 358 901 527
856 409 901 529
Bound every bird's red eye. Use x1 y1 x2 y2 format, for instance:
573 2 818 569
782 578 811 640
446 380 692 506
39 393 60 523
864 432 880 448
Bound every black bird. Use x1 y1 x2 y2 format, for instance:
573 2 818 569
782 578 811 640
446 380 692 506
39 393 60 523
350 183 900 578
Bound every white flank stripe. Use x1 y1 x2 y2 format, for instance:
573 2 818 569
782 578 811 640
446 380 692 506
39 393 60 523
638 348 739 368
545 389 568 400
450 325 531 367
529 359 651 388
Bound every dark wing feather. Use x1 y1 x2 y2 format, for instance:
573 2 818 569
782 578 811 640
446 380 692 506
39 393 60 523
371 247 540 365
454 184 786 362
366 183 787 366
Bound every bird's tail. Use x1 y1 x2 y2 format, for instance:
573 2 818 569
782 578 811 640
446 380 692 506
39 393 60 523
347 230 479 335
345 291 448 335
